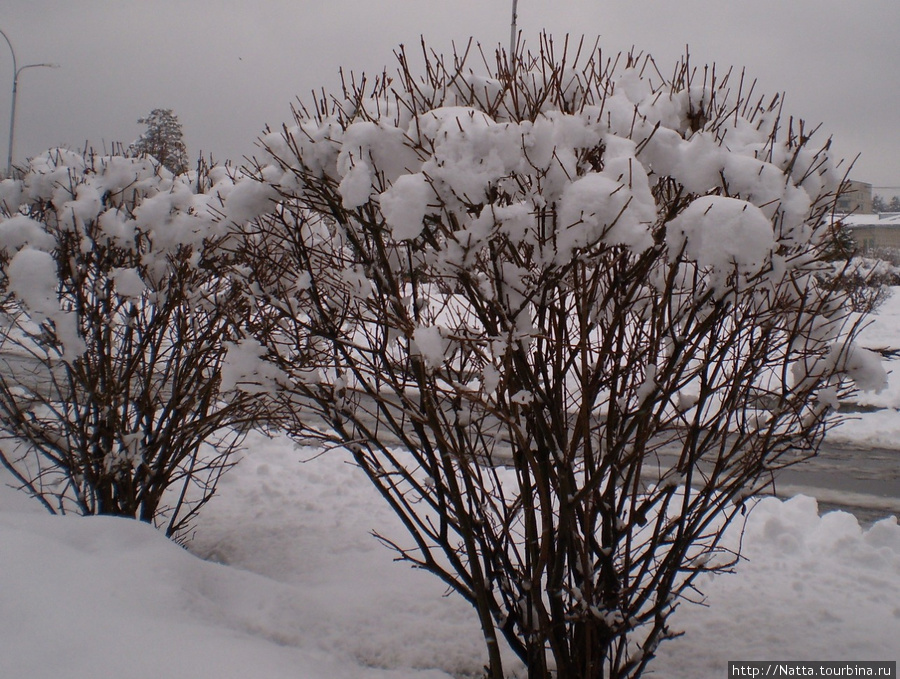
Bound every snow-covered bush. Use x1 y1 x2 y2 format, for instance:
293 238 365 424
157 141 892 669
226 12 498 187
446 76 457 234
820 230 900 313
0 150 269 537
238 38 881 679
818 256 897 313
818 222 895 313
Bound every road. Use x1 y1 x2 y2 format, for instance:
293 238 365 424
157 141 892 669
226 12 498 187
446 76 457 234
770 440 900 524
315 390 900 524
304 388 900 524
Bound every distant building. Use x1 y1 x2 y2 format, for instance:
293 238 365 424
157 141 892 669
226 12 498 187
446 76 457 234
840 213 900 252
836 180 873 214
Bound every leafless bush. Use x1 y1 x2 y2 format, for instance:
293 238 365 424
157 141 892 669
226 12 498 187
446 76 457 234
817 262 894 314
0 150 263 537
819 221 895 313
868 246 900 267
239 38 875 678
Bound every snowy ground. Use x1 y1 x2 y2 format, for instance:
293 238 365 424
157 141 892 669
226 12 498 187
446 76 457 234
2 298 900 678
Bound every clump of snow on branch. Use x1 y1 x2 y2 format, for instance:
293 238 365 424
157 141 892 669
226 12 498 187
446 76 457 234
667 195 776 277
220 338 287 394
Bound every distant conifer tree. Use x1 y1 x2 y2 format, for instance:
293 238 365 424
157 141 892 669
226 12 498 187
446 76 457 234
130 108 189 174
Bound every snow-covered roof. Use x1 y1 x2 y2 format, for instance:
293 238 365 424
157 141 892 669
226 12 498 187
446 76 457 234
837 213 900 227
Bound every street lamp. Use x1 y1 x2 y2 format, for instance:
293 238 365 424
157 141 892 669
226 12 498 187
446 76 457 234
1 28 59 177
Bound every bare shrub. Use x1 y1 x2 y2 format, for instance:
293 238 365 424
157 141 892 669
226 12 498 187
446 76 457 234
816 259 894 314
239 38 878 678
818 220 895 313
0 150 264 537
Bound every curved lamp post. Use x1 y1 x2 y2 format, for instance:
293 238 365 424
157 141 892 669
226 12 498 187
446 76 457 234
1 28 59 177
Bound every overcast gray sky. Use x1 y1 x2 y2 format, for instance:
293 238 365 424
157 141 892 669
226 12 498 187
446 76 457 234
2 1 899 191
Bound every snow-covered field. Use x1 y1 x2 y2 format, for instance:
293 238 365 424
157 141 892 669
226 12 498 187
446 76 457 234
2 297 900 678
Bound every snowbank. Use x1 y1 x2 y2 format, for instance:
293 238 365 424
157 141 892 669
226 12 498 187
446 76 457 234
1 431 896 679
655 495 900 675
